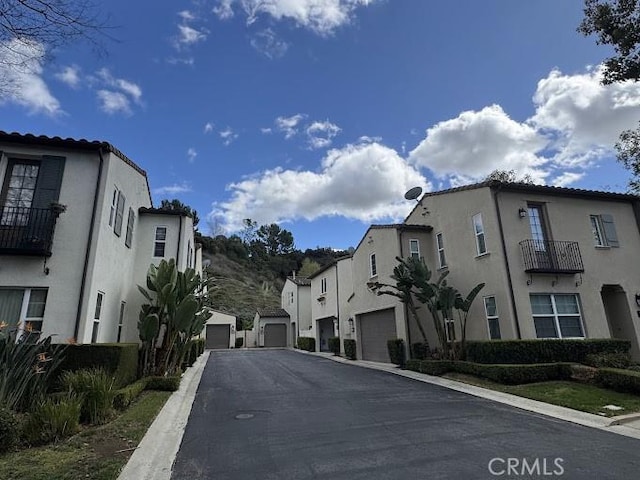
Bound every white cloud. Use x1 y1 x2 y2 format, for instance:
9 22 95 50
530 66 640 166
178 10 196 21
276 113 306 138
306 120 341 149
250 28 289 59
219 127 238 146
153 182 192 195
97 90 131 115
213 0 377 35
55 65 81 89
176 24 208 47
408 104 549 182
551 172 585 187
166 56 195 66
210 141 429 231
187 147 198 163
0 39 61 116
204 122 214 134
261 127 273 134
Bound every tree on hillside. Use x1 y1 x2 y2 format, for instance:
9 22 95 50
256 223 295 255
579 0 640 192
484 169 535 184
0 0 109 93
159 199 199 227
298 258 321 277
240 219 258 244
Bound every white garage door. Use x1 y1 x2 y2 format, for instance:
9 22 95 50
206 324 230 349
359 309 397 362
264 324 287 347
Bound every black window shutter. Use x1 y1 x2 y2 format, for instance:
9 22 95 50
601 214 619 247
125 207 135 248
31 156 66 209
114 191 125 236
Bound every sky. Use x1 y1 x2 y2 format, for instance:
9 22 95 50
1 0 639 250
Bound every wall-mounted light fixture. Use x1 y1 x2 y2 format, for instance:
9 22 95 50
635 293 640 308
348 317 354 333
518 207 527 218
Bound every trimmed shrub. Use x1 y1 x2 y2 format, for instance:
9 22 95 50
584 352 631 369
59 343 139 387
405 360 572 384
344 339 357 360
61 368 115 425
570 364 598 383
113 378 149 410
146 376 181 392
195 338 205 356
235 337 244 348
595 368 640 394
297 337 316 352
387 339 406 367
23 393 82 445
465 339 630 365
0 406 20 453
328 337 340 355
411 342 429 360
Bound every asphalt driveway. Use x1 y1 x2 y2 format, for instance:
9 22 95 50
172 350 640 480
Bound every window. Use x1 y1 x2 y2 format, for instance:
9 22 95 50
114 191 125 237
530 294 584 339
117 301 125 343
92 292 104 343
187 241 193 267
472 214 487 255
289 291 294 305
125 208 135 248
0 288 48 342
370 253 377 277
1 161 40 226
528 204 548 251
409 239 420 259
109 187 118 226
590 214 619 247
444 315 456 343
436 233 446 268
154 226 167 257
483 296 501 340
321 277 327 294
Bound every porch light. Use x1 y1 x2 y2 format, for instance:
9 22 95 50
518 207 527 218
348 317 354 333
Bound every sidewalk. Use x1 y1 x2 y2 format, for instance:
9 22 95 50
297 349 640 440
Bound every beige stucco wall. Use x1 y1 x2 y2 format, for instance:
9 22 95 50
281 278 312 339
336 257 354 354
253 314 292 347
311 264 338 345
203 310 236 348
0 144 100 341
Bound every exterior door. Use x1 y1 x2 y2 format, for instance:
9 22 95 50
206 324 230 349
601 285 640 360
264 324 287 347
317 318 334 352
359 309 397 362
527 204 552 270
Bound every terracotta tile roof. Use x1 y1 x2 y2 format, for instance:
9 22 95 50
256 308 290 318
287 276 311 286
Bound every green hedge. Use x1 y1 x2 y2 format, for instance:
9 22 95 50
145 376 181 392
58 343 139 387
328 337 340 355
344 339 357 360
297 337 316 352
113 378 149 410
0 406 20 453
465 339 630 365
584 352 631 369
235 337 244 348
406 360 573 385
595 368 640 394
387 339 406 367
411 342 429 360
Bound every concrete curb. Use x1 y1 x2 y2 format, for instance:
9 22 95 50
117 350 210 480
294 349 640 440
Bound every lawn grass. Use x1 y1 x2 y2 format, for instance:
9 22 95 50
443 372 640 417
0 391 171 480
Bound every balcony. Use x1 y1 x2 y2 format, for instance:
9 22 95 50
519 239 584 274
0 206 61 256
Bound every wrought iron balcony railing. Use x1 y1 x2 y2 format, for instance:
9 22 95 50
0 205 60 256
519 239 584 274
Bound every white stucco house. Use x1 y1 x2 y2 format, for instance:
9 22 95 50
280 274 311 343
203 310 236 349
253 308 291 348
0 131 201 344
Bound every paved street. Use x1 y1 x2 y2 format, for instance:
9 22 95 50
172 350 640 480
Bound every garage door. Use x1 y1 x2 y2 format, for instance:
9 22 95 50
206 324 230 349
359 309 397 362
264 324 287 347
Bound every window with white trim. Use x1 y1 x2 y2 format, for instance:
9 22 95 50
530 294 584 339
370 253 377 277
472 213 487 255
590 214 619 247
92 292 104 343
444 315 456 343
289 291 294 304
114 191 125 237
409 239 420 259
483 296 501 340
154 226 167 257
109 187 118 226
436 233 446 268
0 288 48 342
125 208 135 248
117 301 125 343
321 277 327 294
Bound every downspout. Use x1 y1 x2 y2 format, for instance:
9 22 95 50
398 228 413 358
176 215 183 267
492 185 522 339
335 264 340 344
74 148 105 340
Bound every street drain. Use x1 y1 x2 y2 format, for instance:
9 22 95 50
235 413 254 420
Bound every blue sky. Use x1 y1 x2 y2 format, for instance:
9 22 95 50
1 0 638 250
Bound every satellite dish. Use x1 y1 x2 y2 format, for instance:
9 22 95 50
404 186 422 201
